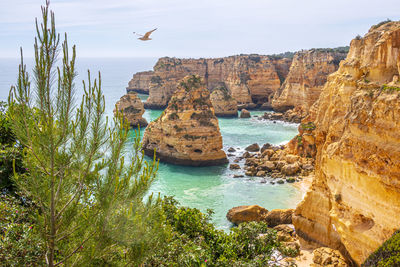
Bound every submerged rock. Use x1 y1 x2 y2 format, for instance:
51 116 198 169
142 75 228 166
114 92 148 128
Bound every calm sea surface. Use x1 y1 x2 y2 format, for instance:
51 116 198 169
0 57 302 230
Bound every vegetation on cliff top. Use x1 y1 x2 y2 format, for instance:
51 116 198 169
362 230 400 267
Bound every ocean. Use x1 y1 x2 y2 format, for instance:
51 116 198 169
0 57 302 230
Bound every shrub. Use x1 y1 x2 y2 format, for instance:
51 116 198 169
362 230 400 267
0 194 44 265
301 122 316 131
381 84 400 92
145 197 282 266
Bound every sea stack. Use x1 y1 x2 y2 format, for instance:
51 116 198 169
210 86 238 117
114 92 148 128
292 21 400 265
142 75 228 166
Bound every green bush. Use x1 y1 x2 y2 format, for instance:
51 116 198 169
0 194 44 265
145 197 283 266
0 102 25 194
362 230 400 267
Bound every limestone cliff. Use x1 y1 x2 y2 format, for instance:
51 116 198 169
142 75 228 166
292 21 400 265
136 55 291 109
114 92 148 127
272 48 348 115
126 71 154 94
210 87 238 117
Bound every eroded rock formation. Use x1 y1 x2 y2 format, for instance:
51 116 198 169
114 92 148 127
126 71 154 94
209 87 238 117
292 21 400 265
142 75 228 166
271 48 348 119
128 55 292 109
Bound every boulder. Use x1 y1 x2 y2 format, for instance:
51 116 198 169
311 247 348 267
281 163 300 176
264 209 294 227
228 147 236 152
229 164 240 170
245 143 260 152
226 205 269 225
240 109 251 118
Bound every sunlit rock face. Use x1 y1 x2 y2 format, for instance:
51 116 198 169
292 21 400 265
272 48 347 117
127 55 291 109
126 71 154 94
210 87 238 117
114 92 147 128
142 75 228 166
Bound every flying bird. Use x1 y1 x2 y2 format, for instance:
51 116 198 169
133 28 157 41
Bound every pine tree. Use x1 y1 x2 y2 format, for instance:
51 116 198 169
8 1 166 266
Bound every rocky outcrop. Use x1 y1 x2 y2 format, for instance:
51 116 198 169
233 143 314 181
126 71 154 94
312 247 348 267
226 205 269 225
209 87 238 117
142 75 227 166
272 48 348 118
136 55 292 109
264 209 294 227
293 21 400 265
114 93 148 127
240 109 251 118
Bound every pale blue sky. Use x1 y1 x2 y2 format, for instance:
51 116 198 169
0 0 399 58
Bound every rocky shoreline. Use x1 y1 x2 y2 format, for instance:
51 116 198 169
225 142 314 184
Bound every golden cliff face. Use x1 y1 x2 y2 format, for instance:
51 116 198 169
138 55 291 109
293 21 400 265
114 92 148 128
126 71 154 94
142 75 228 166
209 87 238 117
272 49 347 113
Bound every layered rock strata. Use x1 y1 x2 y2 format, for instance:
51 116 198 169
114 92 148 127
142 75 228 166
126 71 154 94
209 87 238 117
127 55 292 109
292 21 400 265
271 48 348 119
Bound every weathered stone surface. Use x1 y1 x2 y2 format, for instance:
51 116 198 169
210 87 238 117
226 205 269 225
126 70 154 94
272 48 347 116
240 109 251 118
245 143 260 152
293 21 400 265
311 247 348 267
229 164 240 170
138 55 292 109
114 92 148 127
264 209 294 227
142 75 227 166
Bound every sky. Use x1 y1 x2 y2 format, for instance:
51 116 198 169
0 0 399 58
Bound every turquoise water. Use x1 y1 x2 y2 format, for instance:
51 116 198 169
0 57 302 230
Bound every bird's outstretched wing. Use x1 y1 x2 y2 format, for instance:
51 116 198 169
133 32 143 37
143 28 157 38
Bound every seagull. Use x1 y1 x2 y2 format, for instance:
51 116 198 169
133 28 157 41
